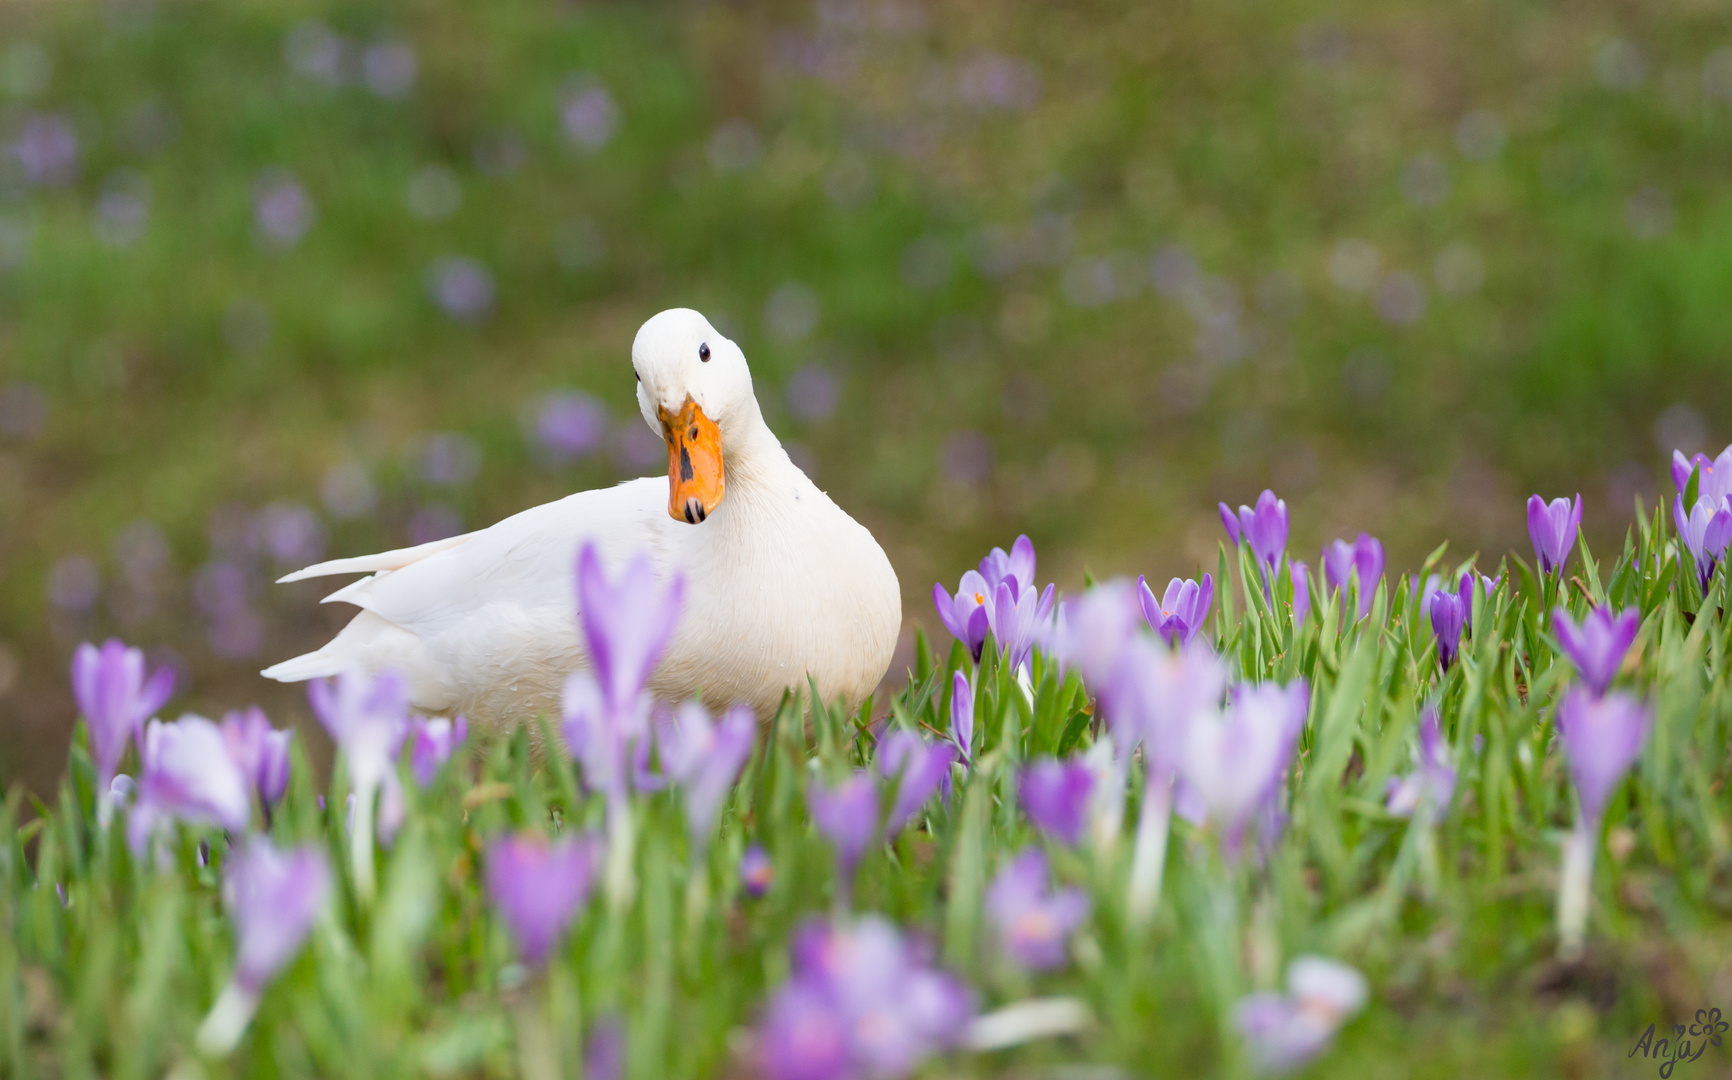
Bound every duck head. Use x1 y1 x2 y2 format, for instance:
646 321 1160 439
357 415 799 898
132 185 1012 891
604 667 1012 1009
633 308 757 524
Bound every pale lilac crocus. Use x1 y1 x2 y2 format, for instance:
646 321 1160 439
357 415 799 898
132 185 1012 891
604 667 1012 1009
486 831 605 966
985 849 1089 971
1180 680 1309 860
758 915 973 1080
932 570 992 662
1552 606 1639 696
657 701 755 848
977 534 1037 597
1230 490 1289 577
949 671 974 768
1428 590 1467 672
128 715 253 856
1385 708 1455 818
220 706 292 816
741 843 773 897
1137 573 1213 648
195 840 331 1056
1018 758 1094 845
1322 534 1384 618
1672 445 1732 507
1527 494 1583 578
1234 956 1368 1074
809 772 879 884
877 731 957 836
408 715 468 785
1218 502 1242 546
1289 562 1312 626
71 638 175 816
1554 688 1651 958
307 668 410 902
1673 493 1732 594
987 578 1053 675
1041 580 1140 691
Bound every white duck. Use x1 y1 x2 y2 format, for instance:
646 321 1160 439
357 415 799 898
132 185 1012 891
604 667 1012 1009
262 308 902 725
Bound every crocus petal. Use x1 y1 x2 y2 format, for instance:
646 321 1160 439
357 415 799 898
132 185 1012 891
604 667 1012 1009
486 831 604 966
1557 687 1650 824
1219 503 1242 546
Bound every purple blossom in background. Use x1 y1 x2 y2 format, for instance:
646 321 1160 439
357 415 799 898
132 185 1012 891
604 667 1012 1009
253 169 314 247
809 772 878 881
195 840 331 1055
949 671 974 768
129 715 253 854
1672 446 1732 507
1229 490 1289 577
71 638 175 800
932 571 992 662
584 1017 625 1080
1018 757 1094 845
254 502 325 566
1218 502 1242 546
408 715 468 786
1041 580 1140 691
1385 708 1455 818
361 38 417 98
657 701 756 847
876 731 956 836
1527 494 1583 577
1137 573 1213 647
563 543 683 810
408 504 463 545
1553 606 1639 696
426 256 495 322
985 848 1089 971
1235 956 1368 1074
419 432 481 487
1673 493 1732 593
485 831 604 966
1557 687 1650 825
1322 534 1384 618
48 554 100 613
10 113 79 186
219 706 292 813
561 76 619 150
1181 680 1309 858
741 843 773 897
1290 562 1312 625
1428 590 1467 672
787 365 840 423
533 391 609 461
757 915 974 1080
1461 572 1499 635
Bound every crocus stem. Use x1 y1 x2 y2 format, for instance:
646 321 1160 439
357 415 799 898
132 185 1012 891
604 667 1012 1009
513 982 559 1080
1557 821 1596 961
194 980 260 1058
684 860 710 948
604 799 635 914
1127 777 1173 927
351 782 376 906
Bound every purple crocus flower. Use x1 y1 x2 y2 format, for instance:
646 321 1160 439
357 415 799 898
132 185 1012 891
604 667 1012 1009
195 840 331 1056
71 638 175 807
1290 562 1312 626
1555 687 1650 958
1180 680 1309 859
1428 590 1467 672
1232 490 1289 577
1552 606 1639 697
220 706 292 814
1218 502 1242 546
977 534 1036 597
1460 571 1499 636
1672 446 1732 507
932 571 992 662
987 578 1054 675
408 715 468 786
1322 534 1384 618
1041 579 1140 692
485 831 605 966
308 669 410 900
1672 494 1732 594
1136 573 1213 648
809 772 879 881
758 915 974 1080
1527 494 1583 577
657 700 756 847
1018 757 1094 845
1385 708 1455 818
574 542 684 718
741 843 773 897
985 849 1089 971
949 671 974 768
1234 956 1368 1074
876 731 957 835
129 715 253 855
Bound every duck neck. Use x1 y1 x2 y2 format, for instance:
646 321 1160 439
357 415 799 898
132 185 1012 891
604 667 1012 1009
720 399 796 501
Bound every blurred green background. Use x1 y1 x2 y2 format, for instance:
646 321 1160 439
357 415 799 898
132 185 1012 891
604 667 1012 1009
2 0 1730 794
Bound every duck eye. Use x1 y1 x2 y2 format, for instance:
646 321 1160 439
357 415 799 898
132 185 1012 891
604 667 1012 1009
699 343 711 362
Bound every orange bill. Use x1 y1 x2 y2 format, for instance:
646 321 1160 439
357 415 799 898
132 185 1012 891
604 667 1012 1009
659 395 725 524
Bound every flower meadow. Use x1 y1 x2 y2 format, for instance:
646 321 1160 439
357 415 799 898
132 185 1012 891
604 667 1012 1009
6 455 1732 1079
